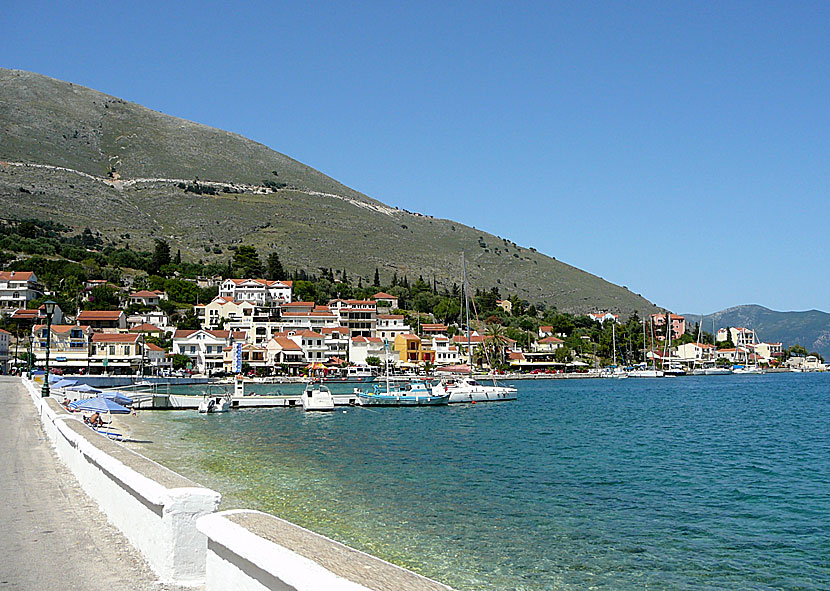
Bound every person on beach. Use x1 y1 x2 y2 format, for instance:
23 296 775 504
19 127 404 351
89 412 103 428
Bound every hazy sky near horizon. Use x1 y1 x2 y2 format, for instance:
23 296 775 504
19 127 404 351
3 1 828 314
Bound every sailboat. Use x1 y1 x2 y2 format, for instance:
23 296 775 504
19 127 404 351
603 322 628 378
662 313 686 376
692 316 732 375
628 316 664 377
432 253 518 402
733 326 765 374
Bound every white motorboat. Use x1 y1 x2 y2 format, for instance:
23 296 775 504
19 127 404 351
628 367 664 378
733 366 765 375
198 391 231 413
432 377 517 403
301 383 335 411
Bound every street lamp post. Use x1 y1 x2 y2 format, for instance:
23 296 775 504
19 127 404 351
41 300 56 397
27 335 34 379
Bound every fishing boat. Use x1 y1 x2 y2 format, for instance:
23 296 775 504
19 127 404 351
301 382 335 411
355 381 450 406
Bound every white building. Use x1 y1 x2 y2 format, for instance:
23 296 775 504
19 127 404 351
532 336 564 352
128 290 166 307
349 336 385 366
716 327 757 347
0 271 44 313
321 326 350 361
145 342 171 375
376 314 411 342
264 336 305 373
371 292 399 309
201 297 257 330
285 330 328 363
329 299 376 338
786 355 825 371
432 335 461 366
279 306 339 333
127 310 171 330
172 329 246 375
754 342 783 363
674 342 716 363
588 312 620 324
218 278 293 306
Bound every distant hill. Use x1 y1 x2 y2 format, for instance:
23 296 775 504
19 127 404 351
0 68 660 317
685 305 830 357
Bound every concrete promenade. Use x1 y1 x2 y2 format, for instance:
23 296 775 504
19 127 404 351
0 376 194 591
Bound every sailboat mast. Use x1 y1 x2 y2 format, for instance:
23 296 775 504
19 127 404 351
462 253 471 369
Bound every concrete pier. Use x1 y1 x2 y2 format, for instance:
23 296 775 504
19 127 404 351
0 376 195 590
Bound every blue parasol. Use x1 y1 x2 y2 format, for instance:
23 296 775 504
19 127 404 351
68 383 102 394
99 391 134 406
69 396 130 414
53 379 78 389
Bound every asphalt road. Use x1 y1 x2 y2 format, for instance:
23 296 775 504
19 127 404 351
0 376 196 590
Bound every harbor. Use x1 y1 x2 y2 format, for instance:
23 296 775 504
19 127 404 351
121 372 830 591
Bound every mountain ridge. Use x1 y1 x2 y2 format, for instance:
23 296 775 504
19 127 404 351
684 304 830 357
0 68 660 317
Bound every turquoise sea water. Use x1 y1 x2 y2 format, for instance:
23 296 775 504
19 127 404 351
129 374 830 590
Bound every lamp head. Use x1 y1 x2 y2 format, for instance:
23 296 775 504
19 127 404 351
43 300 57 316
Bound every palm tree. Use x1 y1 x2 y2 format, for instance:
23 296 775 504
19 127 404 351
484 323 508 369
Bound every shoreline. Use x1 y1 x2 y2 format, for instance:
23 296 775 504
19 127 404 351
21 376 456 590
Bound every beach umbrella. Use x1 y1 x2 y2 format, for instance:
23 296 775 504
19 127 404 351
68 397 130 414
68 384 102 394
48 373 63 383
53 379 78 389
99 391 133 406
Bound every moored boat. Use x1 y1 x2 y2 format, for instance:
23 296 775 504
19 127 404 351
355 381 449 406
431 377 517 403
301 382 335 411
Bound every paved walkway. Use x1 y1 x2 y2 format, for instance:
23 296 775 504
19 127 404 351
0 377 196 590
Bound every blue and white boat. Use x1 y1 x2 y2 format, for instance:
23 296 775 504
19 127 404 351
354 381 449 406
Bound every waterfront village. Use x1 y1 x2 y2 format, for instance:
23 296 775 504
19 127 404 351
1 261 825 378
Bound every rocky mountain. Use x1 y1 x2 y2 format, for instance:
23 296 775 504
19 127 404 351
685 305 830 357
0 68 660 316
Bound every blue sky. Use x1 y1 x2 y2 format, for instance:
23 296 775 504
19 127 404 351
3 1 828 314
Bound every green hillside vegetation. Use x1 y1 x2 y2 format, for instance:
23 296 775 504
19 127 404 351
0 68 660 317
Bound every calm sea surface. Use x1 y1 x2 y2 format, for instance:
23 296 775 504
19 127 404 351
127 374 830 590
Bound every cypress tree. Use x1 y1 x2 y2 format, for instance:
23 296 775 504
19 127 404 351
373 268 380 287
